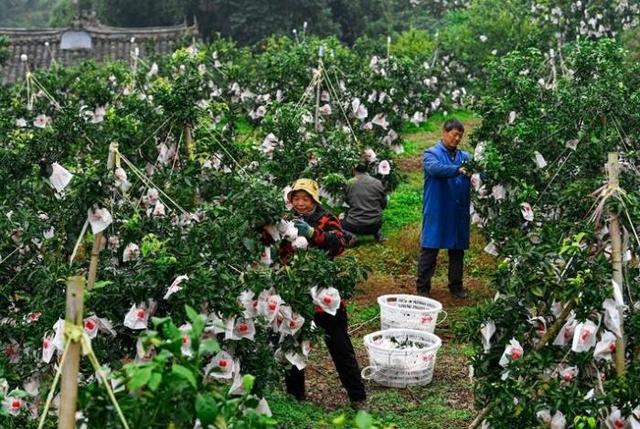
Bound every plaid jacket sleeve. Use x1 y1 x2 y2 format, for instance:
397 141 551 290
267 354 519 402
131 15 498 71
309 212 345 257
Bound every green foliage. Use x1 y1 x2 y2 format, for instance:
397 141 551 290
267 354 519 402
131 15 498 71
0 43 378 426
187 0 340 46
391 28 435 60
77 311 276 428
438 0 541 77
466 39 640 427
48 0 93 27
49 0 74 27
326 0 393 45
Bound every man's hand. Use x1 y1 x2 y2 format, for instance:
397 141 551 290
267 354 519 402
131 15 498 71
294 219 315 238
458 167 471 177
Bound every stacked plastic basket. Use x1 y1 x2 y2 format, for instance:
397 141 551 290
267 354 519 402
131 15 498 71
361 294 444 388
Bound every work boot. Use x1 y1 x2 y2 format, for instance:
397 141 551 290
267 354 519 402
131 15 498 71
350 399 369 412
417 289 430 298
449 287 468 299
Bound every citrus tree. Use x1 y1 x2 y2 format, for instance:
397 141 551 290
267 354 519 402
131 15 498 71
464 39 640 428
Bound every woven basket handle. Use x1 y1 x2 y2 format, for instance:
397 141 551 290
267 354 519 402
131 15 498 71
436 310 448 325
361 365 380 380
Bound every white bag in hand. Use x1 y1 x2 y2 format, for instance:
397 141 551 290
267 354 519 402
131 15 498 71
310 286 341 316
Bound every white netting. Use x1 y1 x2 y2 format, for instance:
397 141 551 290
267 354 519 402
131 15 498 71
362 329 442 388
378 294 444 333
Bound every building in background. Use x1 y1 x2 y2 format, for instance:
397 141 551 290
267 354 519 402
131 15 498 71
0 10 197 84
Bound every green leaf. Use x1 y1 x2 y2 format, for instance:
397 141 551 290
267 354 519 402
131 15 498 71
128 366 153 391
172 364 197 389
185 305 199 324
92 280 113 289
531 285 545 298
242 374 255 393
331 414 346 427
163 321 182 342
198 339 220 356
186 305 205 337
242 237 256 252
147 372 162 391
151 316 171 326
7 389 29 399
195 393 218 425
354 411 374 429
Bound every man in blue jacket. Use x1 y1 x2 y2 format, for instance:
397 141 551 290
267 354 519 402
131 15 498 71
417 119 471 299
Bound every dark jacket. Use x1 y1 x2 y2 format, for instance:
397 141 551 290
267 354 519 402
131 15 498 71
344 173 387 226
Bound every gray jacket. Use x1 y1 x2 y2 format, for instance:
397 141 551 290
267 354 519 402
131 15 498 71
344 173 387 226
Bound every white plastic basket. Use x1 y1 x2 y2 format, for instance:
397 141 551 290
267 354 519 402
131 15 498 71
377 294 445 333
361 329 442 388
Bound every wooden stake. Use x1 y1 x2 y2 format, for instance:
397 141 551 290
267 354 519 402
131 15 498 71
469 403 494 429
87 231 103 290
314 71 321 132
58 276 85 429
184 124 194 160
314 47 324 132
607 152 626 376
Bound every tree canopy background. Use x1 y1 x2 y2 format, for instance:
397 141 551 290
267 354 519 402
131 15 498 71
0 0 453 45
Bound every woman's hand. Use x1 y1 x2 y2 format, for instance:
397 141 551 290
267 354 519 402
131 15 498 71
294 219 315 238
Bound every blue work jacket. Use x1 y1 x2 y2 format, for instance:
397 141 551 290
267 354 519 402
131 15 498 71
421 141 471 250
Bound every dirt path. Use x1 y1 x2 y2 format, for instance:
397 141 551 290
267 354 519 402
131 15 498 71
295 117 496 428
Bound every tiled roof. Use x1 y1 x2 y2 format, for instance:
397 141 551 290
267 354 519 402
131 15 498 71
1 16 197 83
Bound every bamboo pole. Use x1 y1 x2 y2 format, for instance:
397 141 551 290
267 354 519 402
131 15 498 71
58 276 85 429
607 152 626 376
469 403 495 429
107 142 122 172
314 47 323 132
184 124 194 160
87 232 103 290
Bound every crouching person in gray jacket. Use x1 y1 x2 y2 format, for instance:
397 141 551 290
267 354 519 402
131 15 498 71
342 164 388 246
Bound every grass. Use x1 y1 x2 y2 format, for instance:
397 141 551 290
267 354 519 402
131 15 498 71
236 116 254 134
267 392 348 428
400 138 420 157
347 302 380 326
381 174 423 234
400 110 480 135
